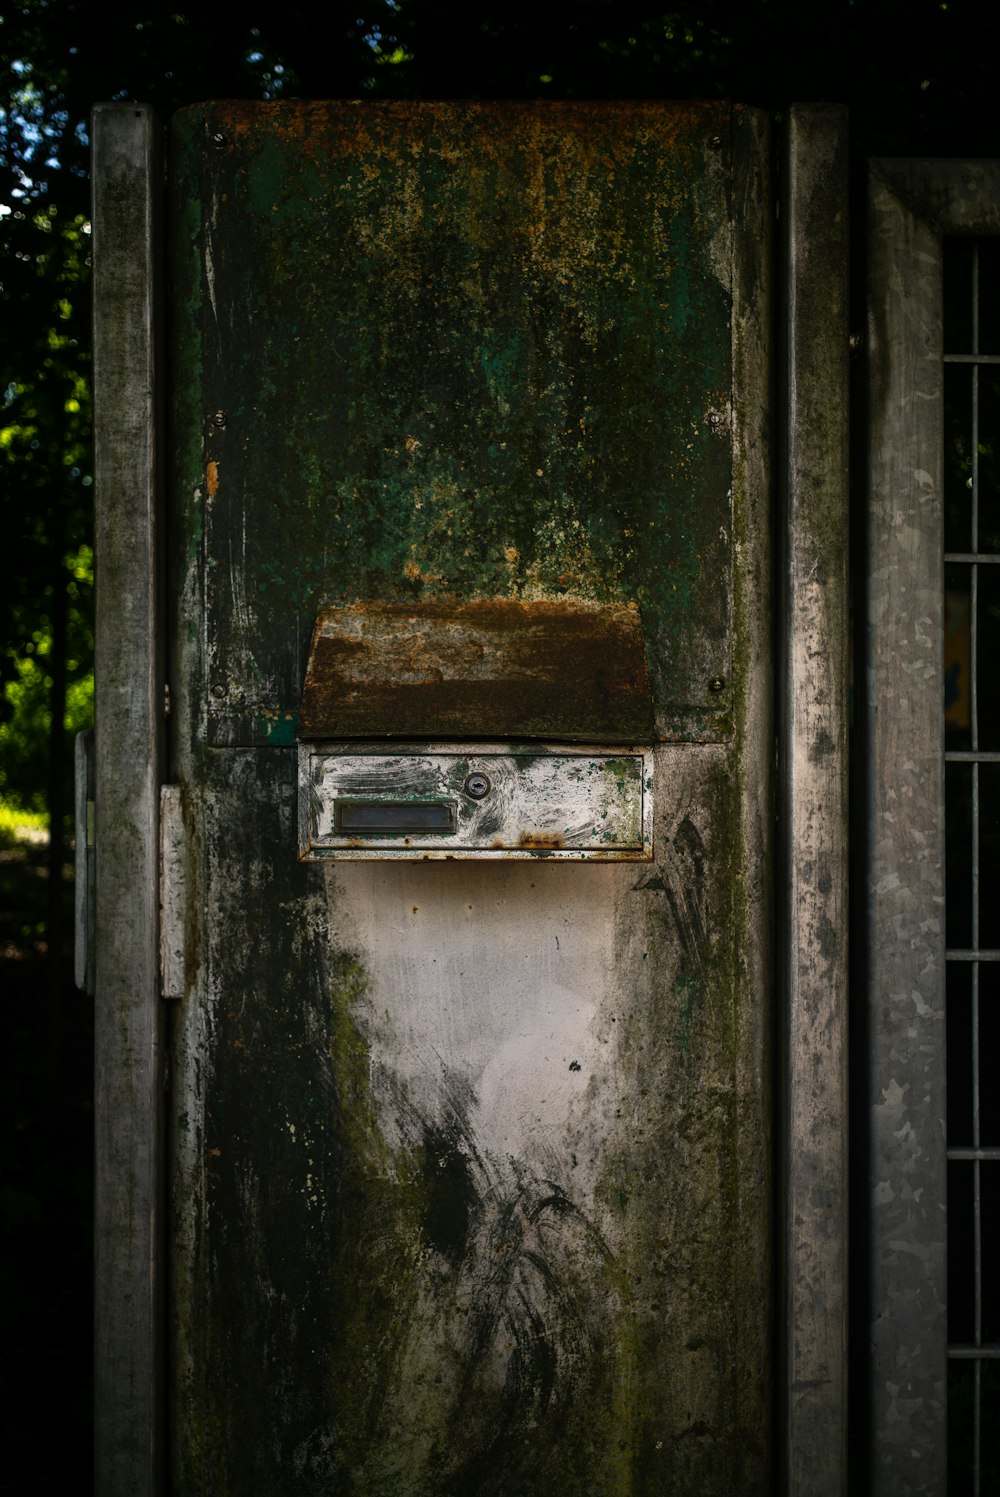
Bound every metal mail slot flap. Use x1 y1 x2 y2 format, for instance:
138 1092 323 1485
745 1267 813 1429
299 743 653 860
298 600 654 744
336 800 456 834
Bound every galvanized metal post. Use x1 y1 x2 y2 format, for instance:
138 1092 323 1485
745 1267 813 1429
867 154 948 1497
92 104 164 1497
781 102 850 1497
866 157 1000 1497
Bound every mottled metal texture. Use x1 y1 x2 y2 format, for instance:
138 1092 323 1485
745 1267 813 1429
866 160 1000 1496
780 106 850 1497
172 100 735 748
299 599 654 742
160 786 188 997
299 743 654 859
92 105 164 1497
167 103 773 1495
728 99 775 1488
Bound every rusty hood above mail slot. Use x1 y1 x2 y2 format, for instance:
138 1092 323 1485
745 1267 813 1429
298 598 655 743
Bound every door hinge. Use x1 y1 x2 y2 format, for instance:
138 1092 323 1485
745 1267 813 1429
160 784 187 999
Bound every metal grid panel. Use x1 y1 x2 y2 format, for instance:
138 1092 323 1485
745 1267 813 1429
943 238 1000 1496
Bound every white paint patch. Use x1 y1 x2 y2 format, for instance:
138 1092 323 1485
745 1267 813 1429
327 861 620 1200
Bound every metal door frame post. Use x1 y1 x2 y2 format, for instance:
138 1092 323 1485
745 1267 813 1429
92 103 164 1497
781 102 851 1497
866 157 1000 1496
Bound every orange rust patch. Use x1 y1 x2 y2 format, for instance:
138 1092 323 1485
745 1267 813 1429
206 460 219 498
211 99 725 180
298 598 653 743
518 832 565 849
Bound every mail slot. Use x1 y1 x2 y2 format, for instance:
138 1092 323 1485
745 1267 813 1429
335 800 457 835
300 743 653 859
297 599 656 861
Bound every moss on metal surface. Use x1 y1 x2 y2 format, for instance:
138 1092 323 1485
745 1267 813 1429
170 101 734 744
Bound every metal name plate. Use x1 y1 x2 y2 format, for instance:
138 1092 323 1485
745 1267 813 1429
298 743 653 861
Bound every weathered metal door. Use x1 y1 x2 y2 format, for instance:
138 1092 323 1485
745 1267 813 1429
90 101 851 1496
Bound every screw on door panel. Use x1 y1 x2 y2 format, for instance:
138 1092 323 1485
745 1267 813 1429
464 773 491 800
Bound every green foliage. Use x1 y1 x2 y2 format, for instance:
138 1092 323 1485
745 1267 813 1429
0 544 92 813
0 189 93 813
0 801 47 846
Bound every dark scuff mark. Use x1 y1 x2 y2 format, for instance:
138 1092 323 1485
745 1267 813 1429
476 811 501 839
420 1115 480 1268
436 1165 618 1497
660 815 709 978
326 1040 623 1495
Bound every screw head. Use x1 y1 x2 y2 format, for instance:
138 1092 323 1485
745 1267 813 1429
212 131 226 148
211 683 227 700
709 676 726 694
210 409 228 429
464 772 491 800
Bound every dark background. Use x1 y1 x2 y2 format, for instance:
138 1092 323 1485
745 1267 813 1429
4 1 1000 1490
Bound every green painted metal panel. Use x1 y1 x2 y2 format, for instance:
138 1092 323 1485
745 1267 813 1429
170 101 735 747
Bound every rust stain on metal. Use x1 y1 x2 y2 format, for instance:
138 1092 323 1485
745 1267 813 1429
518 832 565 849
205 460 219 498
209 99 716 177
298 599 654 743
178 99 734 744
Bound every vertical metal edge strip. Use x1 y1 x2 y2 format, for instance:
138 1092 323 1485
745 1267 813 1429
92 103 164 1497
866 160 947 1497
783 103 851 1497
730 101 776 1486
